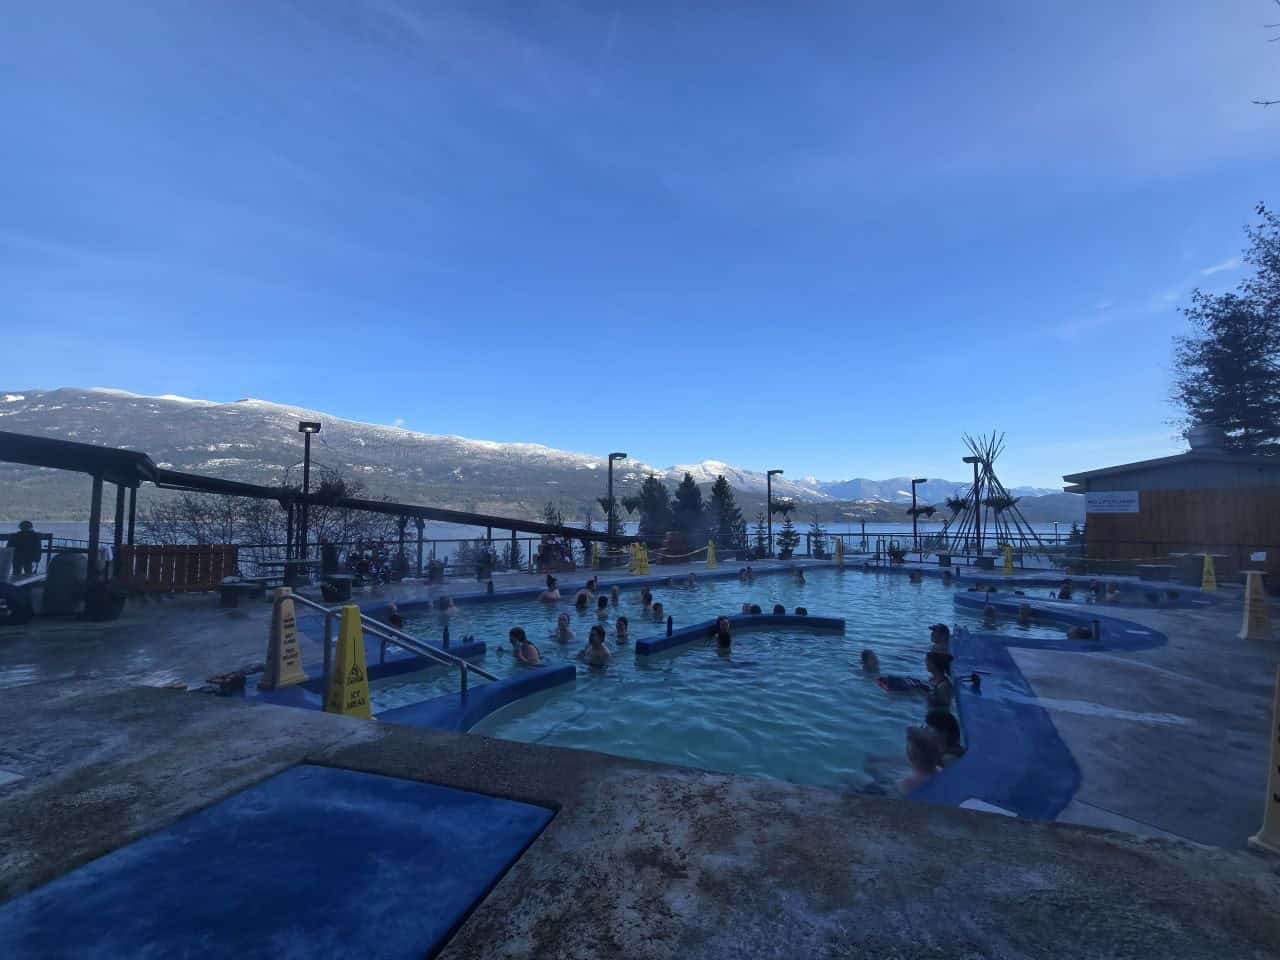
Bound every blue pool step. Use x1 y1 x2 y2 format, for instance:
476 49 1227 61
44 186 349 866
0 766 553 959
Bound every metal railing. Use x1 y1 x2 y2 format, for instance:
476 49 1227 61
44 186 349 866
276 591 496 701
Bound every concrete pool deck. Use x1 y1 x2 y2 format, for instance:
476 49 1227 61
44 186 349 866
1 684 1278 959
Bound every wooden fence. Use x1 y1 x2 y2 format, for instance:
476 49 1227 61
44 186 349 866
116 544 238 593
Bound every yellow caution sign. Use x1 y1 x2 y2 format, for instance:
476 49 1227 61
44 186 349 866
1002 544 1014 575
628 543 638 573
638 544 650 575
1201 554 1217 592
590 541 600 570
1239 570 1273 642
259 587 307 690
834 538 844 566
1249 666 1280 856
706 540 717 569
325 605 371 718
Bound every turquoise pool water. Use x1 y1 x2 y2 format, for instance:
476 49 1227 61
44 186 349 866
370 568 1072 791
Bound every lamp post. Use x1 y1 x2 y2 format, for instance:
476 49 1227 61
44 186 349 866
606 452 627 552
910 477 927 559
1052 520 1060 542
766 469 784 558
298 420 321 561
963 455 981 558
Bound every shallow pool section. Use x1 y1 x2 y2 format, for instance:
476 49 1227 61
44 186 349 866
373 568 1079 790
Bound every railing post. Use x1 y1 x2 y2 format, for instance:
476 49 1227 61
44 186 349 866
460 663 468 695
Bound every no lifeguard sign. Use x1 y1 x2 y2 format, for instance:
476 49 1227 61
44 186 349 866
1085 491 1139 514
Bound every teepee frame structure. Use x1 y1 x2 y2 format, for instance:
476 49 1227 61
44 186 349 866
943 432 1045 558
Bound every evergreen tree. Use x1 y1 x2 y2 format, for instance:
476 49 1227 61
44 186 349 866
1172 204 1280 453
708 475 745 549
776 514 801 559
752 510 768 558
629 475 673 540
671 472 706 543
808 513 828 558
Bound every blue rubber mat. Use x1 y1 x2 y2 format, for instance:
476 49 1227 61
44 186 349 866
0 765 553 959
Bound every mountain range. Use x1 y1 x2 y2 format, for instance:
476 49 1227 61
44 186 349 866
0 388 1077 523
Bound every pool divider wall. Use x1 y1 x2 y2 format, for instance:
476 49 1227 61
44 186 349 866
953 592 1164 649
634 614 845 657
377 664 577 733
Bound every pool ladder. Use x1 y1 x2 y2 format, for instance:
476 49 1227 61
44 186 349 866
282 592 497 696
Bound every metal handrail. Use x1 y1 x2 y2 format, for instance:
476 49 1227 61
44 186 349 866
274 591 495 700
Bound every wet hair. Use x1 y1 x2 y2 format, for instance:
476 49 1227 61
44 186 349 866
906 727 943 773
860 649 879 670
575 591 590 608
930 624 951 641
772 604 786 615
589 624 606 644
597 595 609 610
749 604 762 615
926 650 954 678
794 607 807 616
925 709 962 750
653 602 664 616
714 616 732 647
509 627 528 645
616 615 628 629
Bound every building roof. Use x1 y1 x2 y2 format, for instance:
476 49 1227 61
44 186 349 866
0 429 157 486
1062 450 1280 487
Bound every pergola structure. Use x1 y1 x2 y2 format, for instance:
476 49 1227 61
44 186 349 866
0 428 635 614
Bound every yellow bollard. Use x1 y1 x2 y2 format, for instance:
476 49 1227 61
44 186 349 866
1239 570 1273 642
259 587 307 690
834 538 844 566
629 543 638 573
1248 667 1280 856
706 541 717 569
1002 543 1014 575
325 605 371 718
639 544 650 575
1200 554 1217 592
590 542 600 570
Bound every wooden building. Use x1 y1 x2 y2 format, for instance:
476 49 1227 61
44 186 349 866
1062 426 1280 582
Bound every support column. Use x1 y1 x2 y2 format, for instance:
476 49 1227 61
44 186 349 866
284 501 295 560
415 518 425 577
113 483 126 578
85 474 104 610
127 486 137 545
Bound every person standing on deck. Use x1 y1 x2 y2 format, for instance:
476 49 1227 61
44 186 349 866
6 521 42 577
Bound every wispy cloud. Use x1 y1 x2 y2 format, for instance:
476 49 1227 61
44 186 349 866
1199 257 1240 276
392 417 405 427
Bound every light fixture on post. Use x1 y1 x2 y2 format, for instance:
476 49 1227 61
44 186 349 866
766 469 784 558
298 421 321 563
962 455 981 559
607 452 627 554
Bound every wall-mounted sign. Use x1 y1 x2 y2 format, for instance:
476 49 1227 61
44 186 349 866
1085 491 1139 514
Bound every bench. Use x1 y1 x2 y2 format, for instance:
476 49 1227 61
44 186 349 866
219 581 261 609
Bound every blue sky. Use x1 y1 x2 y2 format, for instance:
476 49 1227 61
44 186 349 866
2 2 1277 487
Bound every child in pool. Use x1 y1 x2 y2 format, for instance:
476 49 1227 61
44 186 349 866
577 624 611 667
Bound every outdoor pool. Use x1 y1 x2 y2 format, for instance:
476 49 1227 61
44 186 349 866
369 568 1073 791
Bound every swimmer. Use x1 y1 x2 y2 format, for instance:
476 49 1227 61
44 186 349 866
941 570 953 586
741 602 753 615
553 611 574 644
794 607 808 616
899 727 943 794
610 584 620 606
585 576 599 594
615 615 629 644
1067 625 1093 640
982 604 997 627
925 651 954 708
577 623 611 667
749 604 762 615
386 602 403 629
443 596 457 615
928 624 950 653
538 575 560 602
909 570 922 584
860 649 880 674
574 589 591 611
1106 582 1120 601
1017 603 1032 626
924 709 965 765
641 587 653 610
713 615 732 649
737 568 748 582
1058 579 1074 601
597 594 610 617
794 566 806 584
772 604 786 615
507 627 541 665
652 601 664 621
686 573 696 587
744 566 755 582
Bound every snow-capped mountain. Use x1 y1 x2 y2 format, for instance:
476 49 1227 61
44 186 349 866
0 388 1062 520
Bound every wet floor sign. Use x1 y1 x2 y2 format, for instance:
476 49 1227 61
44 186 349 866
1238 570 1273 642
325 605 371 718
260 587 307 690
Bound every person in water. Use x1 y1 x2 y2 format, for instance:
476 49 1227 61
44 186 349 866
929 624 951 654
860 649 880 674
749 604 762 615
507 627 541 665
641 587 653 610
982 604 997 627
1017 603 1033 626
744 566 755 582
1058 579 1074 601
442 596 457 615
741 602 753 614
554 611 574 644
737 568 749 582
925 651 954 708
908 570 922 584
539 575 560 602
610 584 620 605
924 709 964 764
794 606 808 616
1067 624 1094 640
712 615 732 648
597 594 610 617
793 566 806 584
772 604 786 615
574 589 591 610
686 573 696 587
584 576 599 594
899 727 943 794
386 603 404 629
615 615 629 644
652 601 665 621
941 570 953 586
577 624 611 667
